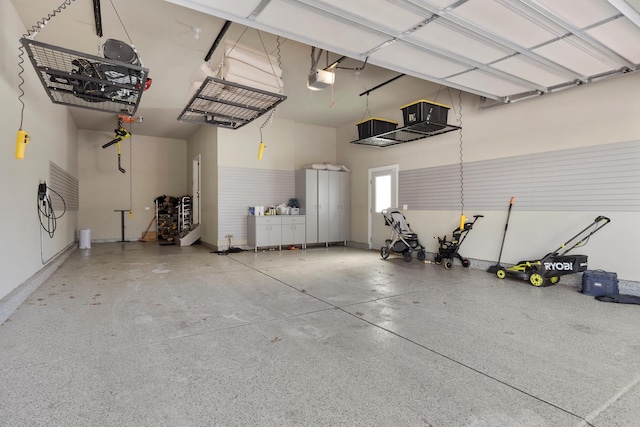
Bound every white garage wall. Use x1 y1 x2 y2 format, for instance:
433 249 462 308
215 116 336 248
0 1 78 301
337 73 640 282
187 125 218 247
77 130 187 241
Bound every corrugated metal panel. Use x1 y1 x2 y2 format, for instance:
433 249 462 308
218 167 295 241
400 141 640 211
49 161 79 211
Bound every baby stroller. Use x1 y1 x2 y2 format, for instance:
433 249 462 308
435 215 483 269
380 208 426 262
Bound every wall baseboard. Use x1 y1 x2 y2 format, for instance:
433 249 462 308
0 243 77 325
348 241 369 250
200 241 219 252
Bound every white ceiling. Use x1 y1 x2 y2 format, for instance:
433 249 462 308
11 0 640 139
170 0 640 100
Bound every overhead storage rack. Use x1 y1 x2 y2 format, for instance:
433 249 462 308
350 120 461 148
21 38 149 116
177 76 286 130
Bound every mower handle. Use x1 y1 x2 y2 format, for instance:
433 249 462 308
556 214 611 255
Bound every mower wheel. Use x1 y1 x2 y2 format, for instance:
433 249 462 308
434 254 443 265
549 276 560 285
530 273 544 287
417 250 426 262
444 260 452 270
496 269 506 279
403 251 413 262
462 259 470 268
380 246 389 260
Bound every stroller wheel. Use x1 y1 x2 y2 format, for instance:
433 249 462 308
462 259 470 268
530 273 544 287
434 254 442 265
417 250 426 262
403 251 413 262
380 246 390 260
444 260 452 270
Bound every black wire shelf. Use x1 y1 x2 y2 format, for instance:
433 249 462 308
177 76 287 129
21 38 150 116
351 121 461 148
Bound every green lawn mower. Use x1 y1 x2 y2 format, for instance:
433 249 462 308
495 215 610 287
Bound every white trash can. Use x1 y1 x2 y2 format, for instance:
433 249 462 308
79 229 91 249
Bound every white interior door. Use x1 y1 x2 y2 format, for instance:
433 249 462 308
369 165 398 250
192 154 201 225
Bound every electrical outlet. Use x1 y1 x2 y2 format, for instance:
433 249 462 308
145 206 150 210
403 204 408 210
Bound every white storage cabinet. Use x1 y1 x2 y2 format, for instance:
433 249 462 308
247 216 281 252
295 169 350 246
247 215 306 252
281 216 306 248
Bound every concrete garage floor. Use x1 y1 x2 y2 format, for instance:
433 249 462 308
1 243 639 426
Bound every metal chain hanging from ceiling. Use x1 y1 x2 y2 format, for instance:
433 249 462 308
446 87 465 226
129 121 133 219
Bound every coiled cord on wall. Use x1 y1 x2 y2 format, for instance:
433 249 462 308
17 0 77 130
38 183 67 238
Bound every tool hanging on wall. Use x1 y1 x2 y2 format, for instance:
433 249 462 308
16 0 78 159
255 34 284 160
257 110 274 160
15 130 30 160
102 115 131 173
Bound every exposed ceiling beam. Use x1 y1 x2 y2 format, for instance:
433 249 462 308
514 0 634 69
402 0 586 81
606 0 640 28
248 0 272 21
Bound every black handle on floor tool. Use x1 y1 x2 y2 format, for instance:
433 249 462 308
496 197 515 264
557 215 611 256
